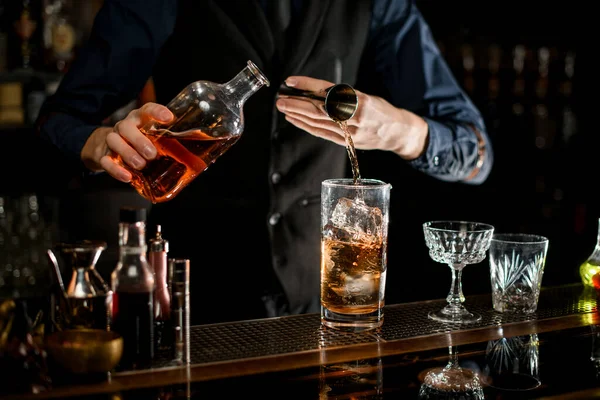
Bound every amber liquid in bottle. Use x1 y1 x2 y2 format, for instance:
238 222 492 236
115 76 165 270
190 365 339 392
113 128 238 203
111 61 269 204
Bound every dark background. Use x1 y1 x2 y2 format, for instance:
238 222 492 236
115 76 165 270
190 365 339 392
0 1 585 303
378 0 584 303
399 0 585 301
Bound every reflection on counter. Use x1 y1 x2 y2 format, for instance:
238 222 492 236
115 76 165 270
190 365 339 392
483 334 541 391
418 346 484 399
590 325 600 379
319 356 383 399
317 327 383 399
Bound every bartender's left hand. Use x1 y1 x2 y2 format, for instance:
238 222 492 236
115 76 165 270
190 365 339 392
276 76 429 161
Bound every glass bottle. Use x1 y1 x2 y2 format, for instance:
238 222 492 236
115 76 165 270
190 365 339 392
12 0 38 70
43 0 77 72
111 207 155 369
580 218 600 288
112 60 270 204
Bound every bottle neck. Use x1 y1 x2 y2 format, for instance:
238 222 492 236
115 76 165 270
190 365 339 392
589 219 600 260
222 62 269 107
119 221 147 254
595 220 600 248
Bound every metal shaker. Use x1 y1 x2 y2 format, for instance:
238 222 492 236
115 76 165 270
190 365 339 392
149 225 169 350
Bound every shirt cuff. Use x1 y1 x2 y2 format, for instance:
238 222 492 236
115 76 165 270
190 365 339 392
407 117 448 171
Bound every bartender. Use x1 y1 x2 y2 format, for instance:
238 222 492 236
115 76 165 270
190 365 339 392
36 0 493 325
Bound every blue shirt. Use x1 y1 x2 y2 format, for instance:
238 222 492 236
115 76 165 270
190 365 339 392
37 0 492 185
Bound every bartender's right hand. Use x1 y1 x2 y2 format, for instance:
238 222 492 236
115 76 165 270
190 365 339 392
80 102 173 182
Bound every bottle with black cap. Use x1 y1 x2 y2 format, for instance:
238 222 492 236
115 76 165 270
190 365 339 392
111 207 155 369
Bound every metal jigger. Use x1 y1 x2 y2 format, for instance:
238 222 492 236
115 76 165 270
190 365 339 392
277 83 358 122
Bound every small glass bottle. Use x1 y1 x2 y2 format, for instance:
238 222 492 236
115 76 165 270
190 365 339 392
580 218 600 288
111 207 155 369
112 60 270 204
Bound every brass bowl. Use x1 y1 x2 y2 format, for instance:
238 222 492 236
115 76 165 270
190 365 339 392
45 329 123 374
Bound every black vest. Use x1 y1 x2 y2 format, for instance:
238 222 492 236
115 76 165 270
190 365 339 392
150 0 372 324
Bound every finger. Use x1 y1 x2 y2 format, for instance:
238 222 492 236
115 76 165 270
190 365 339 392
284 115 346 146
130 102 174 126
106 130 147 170
344 90 368 128
284 76 334 92
114 118 157 160
283 110 343 136
99 154 132 183
119 103 174 159
286 111 364 147
276 98 331 121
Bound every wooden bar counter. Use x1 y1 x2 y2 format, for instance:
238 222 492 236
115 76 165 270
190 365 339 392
4 283 600 399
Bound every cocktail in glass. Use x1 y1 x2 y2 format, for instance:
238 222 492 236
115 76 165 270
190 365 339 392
320 178 391 331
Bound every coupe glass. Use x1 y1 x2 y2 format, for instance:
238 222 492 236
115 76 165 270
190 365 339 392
423 221 494 323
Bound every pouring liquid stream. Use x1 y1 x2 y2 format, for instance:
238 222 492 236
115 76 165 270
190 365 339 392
337 121 361 185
